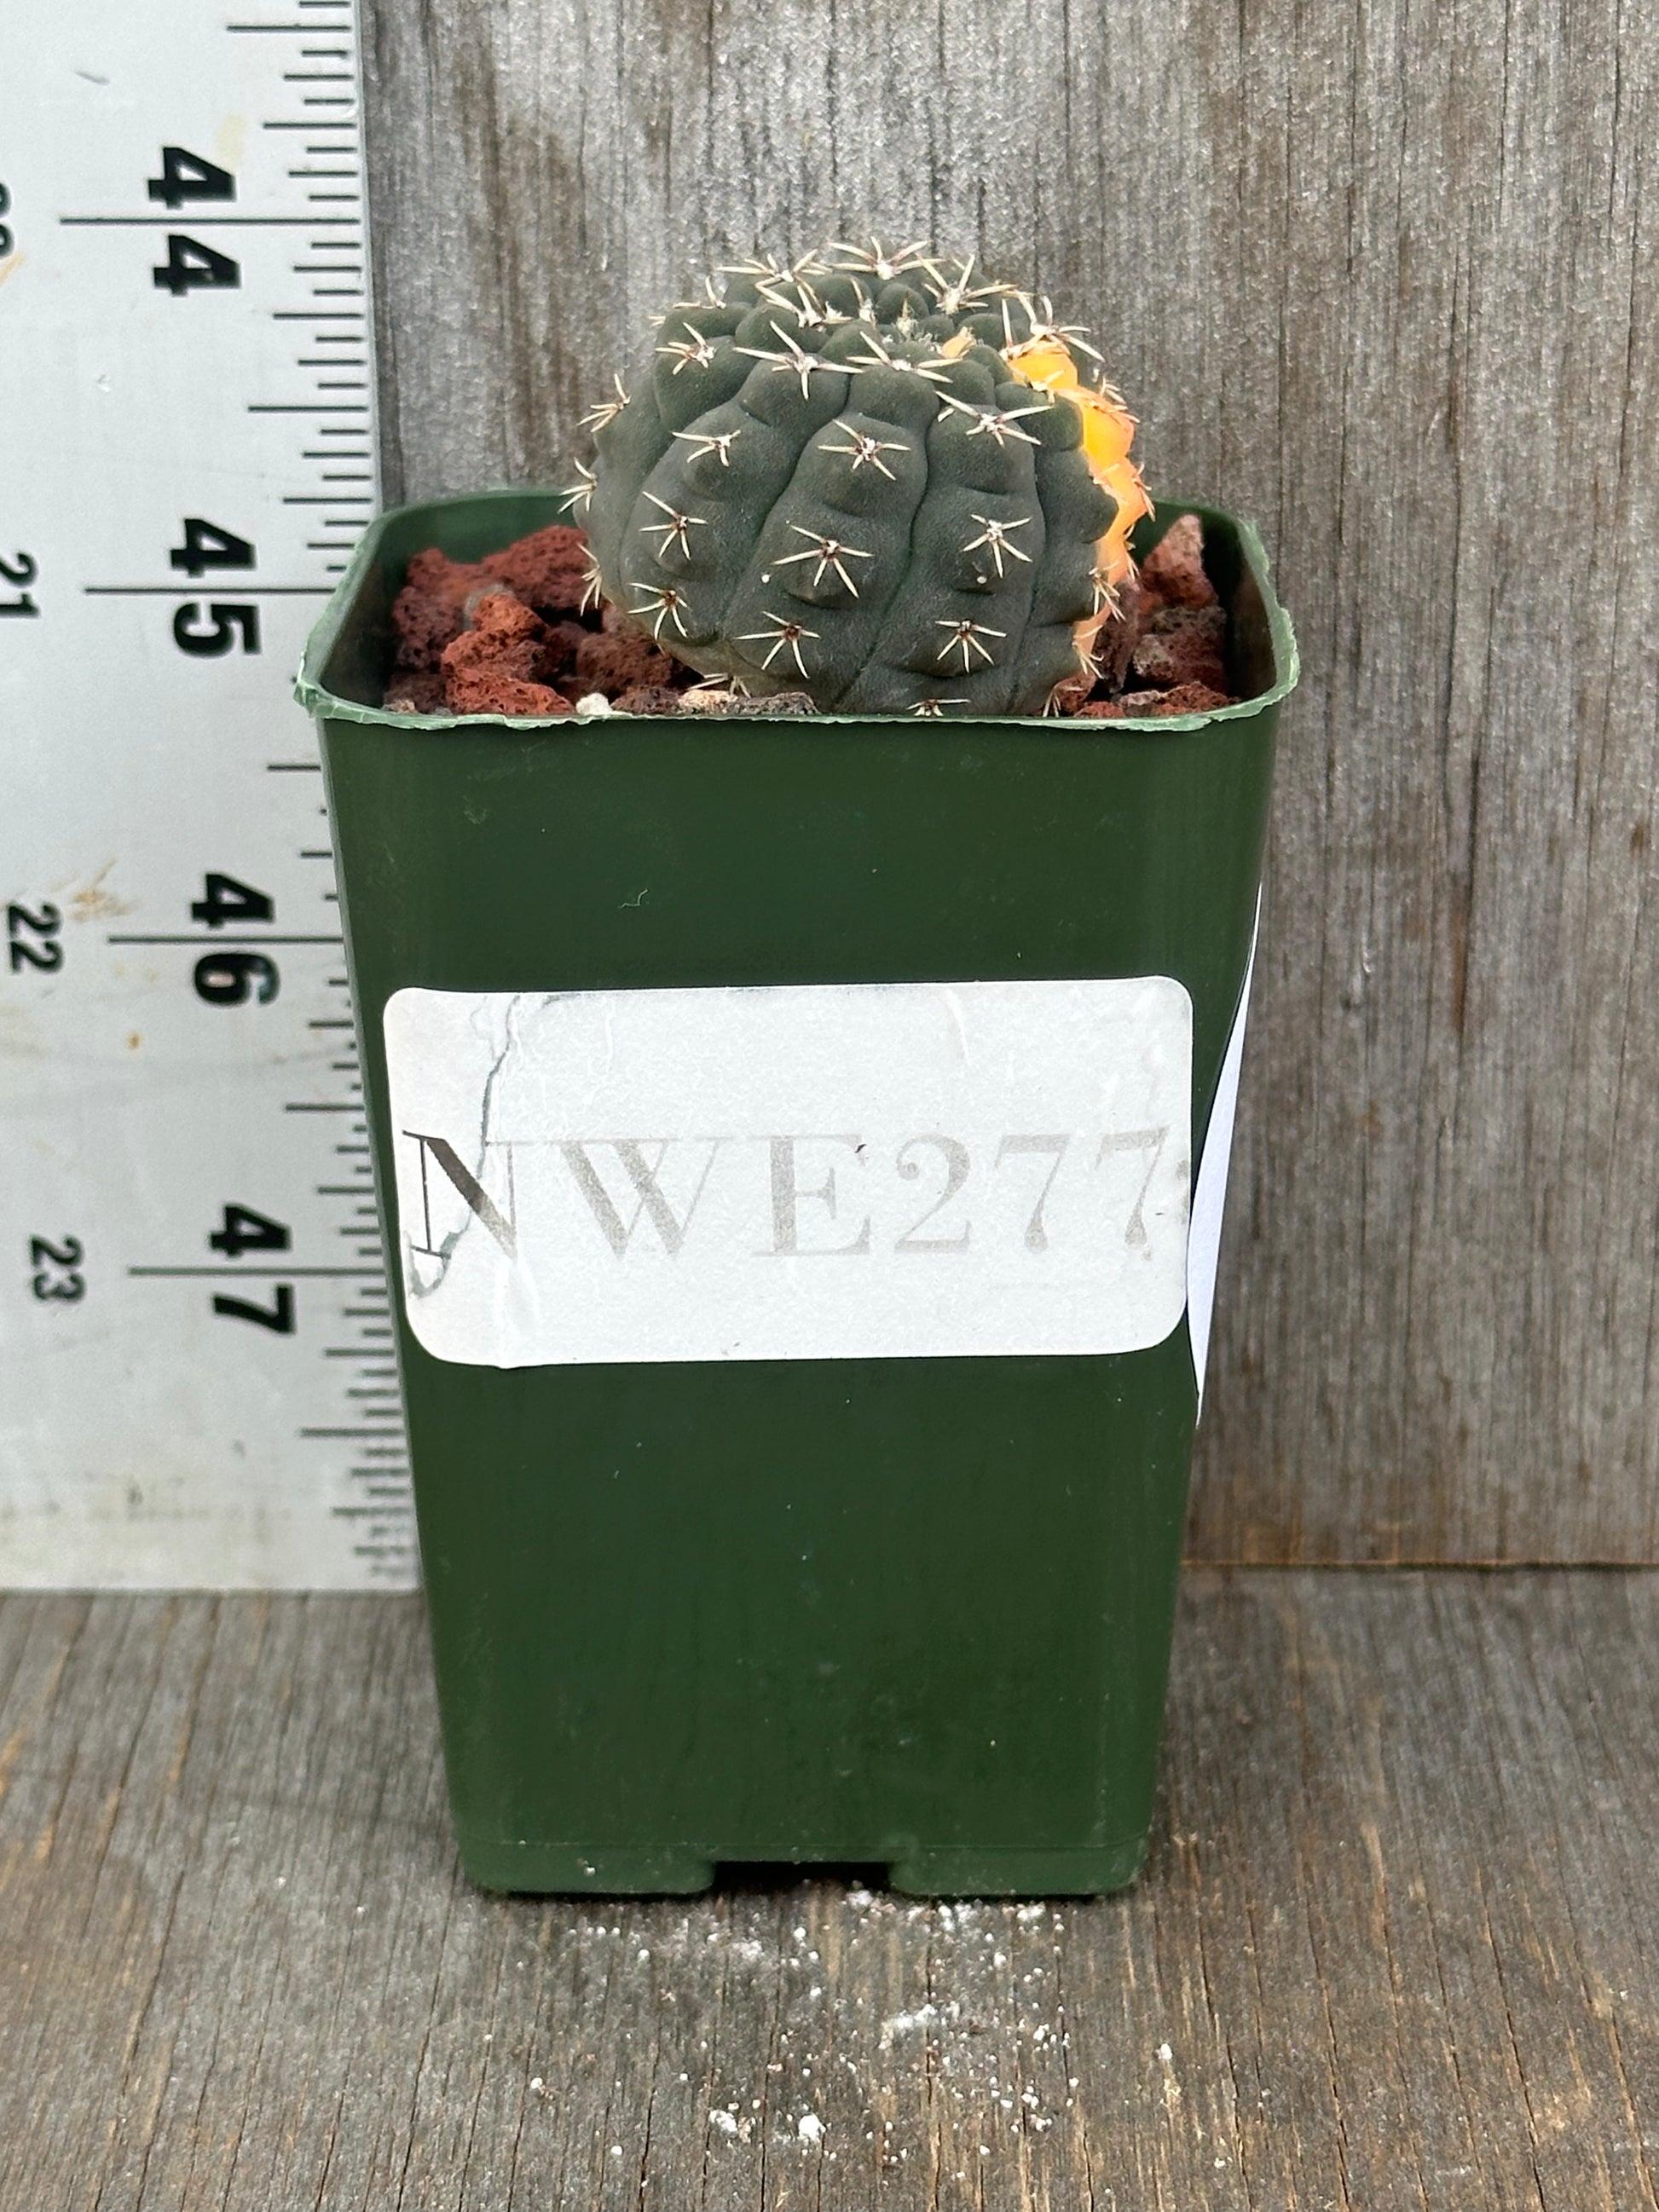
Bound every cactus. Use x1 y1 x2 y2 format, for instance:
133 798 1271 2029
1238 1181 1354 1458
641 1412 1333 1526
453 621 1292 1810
574 241 1152 717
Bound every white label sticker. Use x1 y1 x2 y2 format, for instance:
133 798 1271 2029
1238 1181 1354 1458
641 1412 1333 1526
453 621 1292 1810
384 979 1193 1368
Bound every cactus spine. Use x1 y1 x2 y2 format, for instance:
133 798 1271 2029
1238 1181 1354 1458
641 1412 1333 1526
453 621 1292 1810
576 243 1151 717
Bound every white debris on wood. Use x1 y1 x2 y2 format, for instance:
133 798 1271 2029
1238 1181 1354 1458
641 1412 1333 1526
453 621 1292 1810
880 2002 939 2048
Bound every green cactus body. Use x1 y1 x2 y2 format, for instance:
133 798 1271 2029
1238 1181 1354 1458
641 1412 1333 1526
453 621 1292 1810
581 248 1125 717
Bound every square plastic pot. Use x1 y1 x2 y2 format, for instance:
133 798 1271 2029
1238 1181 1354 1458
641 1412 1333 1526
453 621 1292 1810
298 488 1298 1896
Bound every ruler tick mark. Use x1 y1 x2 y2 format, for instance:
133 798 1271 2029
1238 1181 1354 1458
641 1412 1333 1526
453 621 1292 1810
60 214 358 227
107 933 341 944
84 585 331 597
128 1267 384 1279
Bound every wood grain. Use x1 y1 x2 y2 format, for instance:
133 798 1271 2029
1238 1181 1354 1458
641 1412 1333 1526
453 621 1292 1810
1 1577 1655 2208
356 0 1659 1561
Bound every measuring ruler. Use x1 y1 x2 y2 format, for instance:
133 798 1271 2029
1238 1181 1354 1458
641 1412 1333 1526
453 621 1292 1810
1 3 415 1587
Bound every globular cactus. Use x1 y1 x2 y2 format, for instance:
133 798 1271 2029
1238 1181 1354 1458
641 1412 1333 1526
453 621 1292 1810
572 240 1152 717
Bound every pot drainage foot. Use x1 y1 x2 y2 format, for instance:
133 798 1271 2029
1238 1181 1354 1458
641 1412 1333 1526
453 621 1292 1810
887 1838 1149 1898
454 1834 1151 1898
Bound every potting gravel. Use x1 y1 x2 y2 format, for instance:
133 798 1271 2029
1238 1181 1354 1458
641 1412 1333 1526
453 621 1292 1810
381 515 1240 722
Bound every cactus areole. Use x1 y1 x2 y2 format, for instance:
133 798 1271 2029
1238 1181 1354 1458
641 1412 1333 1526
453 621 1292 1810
579 241 1153 719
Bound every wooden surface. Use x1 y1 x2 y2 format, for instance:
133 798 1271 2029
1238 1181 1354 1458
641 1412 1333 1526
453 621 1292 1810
356 0 1659 1562
2 1570 1655 2208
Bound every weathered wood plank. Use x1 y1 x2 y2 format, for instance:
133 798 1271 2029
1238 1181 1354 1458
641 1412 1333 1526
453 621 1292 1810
2 1577 1656 2209
356 0 1659 1561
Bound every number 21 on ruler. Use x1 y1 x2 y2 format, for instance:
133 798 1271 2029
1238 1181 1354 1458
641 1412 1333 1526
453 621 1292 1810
0 187 35 615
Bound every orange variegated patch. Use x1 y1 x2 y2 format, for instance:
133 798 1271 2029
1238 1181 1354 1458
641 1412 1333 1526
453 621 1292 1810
1005 336 1152 667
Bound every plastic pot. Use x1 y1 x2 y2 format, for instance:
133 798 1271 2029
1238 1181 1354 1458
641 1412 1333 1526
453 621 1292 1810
298 488 1297 1896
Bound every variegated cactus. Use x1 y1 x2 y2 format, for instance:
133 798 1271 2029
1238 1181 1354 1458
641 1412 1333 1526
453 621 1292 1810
570 240 1152 716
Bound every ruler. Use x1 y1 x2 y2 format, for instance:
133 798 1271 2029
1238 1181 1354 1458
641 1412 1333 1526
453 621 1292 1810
1 3 415 1587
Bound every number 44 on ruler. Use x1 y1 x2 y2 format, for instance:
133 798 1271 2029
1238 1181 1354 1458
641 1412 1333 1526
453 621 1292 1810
1 3 413 1590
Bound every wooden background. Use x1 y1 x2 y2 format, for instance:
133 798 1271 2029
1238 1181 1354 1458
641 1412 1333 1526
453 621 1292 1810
9 1574 1658 2208
359 0 1659 1564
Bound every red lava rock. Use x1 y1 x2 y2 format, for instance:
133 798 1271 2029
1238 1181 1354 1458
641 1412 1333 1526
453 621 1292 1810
1152 681 1235 715
1078 690 1167 719
539 619 592 680
460 582 525 627
1092 573 1143 691
445 669 573 717
716 690 816 717
440 593 575 715
1049 580 1144 716
1083 682 1234 719
441 592 553 679
575 629 678 697
469 590 547 645
1048 670 1095 716
480 523 592 616
391 546 493 669
1136 514 1217 613
615 684 685 716
1130 604 1228 696
382 669 450 713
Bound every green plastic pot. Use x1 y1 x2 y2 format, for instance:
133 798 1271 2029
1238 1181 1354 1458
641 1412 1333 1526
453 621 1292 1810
298 488 1297 1896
